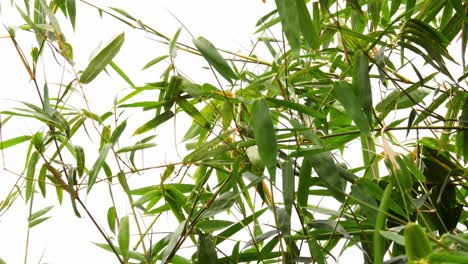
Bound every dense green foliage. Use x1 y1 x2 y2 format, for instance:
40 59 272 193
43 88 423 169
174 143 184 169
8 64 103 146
1 0 467 263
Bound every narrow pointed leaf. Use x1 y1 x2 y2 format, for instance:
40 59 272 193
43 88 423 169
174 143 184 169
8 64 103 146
74 145 85 177
26 151 40 202
197 234 217 263
107 206 116 233
80 33 125 84
251 98 277 181
118 216 130 261
295 0 319 49
193 37 237 82
333 81 371 136
87 143 111 192
308 152 346 202
353 50 373 126
404 222 432 261
133 111 174 136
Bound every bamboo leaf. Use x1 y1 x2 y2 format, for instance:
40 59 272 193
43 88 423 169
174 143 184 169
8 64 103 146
141 55 169 70
133 111 174 136
177 98 210 129
404 222 432 261
28 217 51 228
66 0 76 30
107 206 117 233
295 0 319 49
0 135 31 150
74 145 85 177
87 143 111 192
275 0 301 52
118 216 130 261
26 151 39 202
251 98 277 181
353 50 373 126
80 33 125 84
116 143 156 153
282 159 294 234
28 205 53 221
169 28 182 58
192 36 238 82
266 98 326 120
162 220 186 263
333 81 371 136
308 152 346 202
197 234 217 264
202 192 237 218
110 120 126 146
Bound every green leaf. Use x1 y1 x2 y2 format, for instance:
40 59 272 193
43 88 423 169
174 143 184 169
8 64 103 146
379 230 405 246
66 0 76 30
116 143 156 153
141 55 169 70
308 152 346 202
67 168 81 217
80 33 125 84
428 252 468 263
28 205 53 221
0 135 31 150
203 192 237 218
28 217 51 228
117 171 130 194
193 36 238 82
197 234 217 263
295 0 319 49
282 159 294 226
74 145 85 177
177 98 210 129
164 76 183 112
26 151 40 202
333 81 371 136
266 98 326 120
118 216 130 260
353 50 373 126
110 120 126 146
404 222 432 261
133 111 174 136
275 0 301 52
251 98 277 180
169 28 182 58
107 206 117 233
460 94 468 162
195 220 234 233
161 220 186 263
87 143 111 192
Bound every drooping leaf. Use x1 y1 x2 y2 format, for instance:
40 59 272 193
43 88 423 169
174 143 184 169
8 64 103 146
274 0 301 52
169 28 182 58
251 98 277 181
202 192 238 218
107 206 117 233
161 220 186 263
192 36 238 82
118 216 130 260
197 234 217 264
333 81 371 136
74 145 85 177
66 0 76 30
80 33 125 84
404 222 432 261
353 50 373 126
87 143 112 192
26 151 40 202
308 152 346 202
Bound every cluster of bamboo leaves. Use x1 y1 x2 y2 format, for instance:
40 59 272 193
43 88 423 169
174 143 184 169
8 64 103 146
0 0 467 263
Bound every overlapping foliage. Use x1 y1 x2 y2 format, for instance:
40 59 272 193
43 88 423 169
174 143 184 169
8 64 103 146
0 0 467 263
